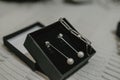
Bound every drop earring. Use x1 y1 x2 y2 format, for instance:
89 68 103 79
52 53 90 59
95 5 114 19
45 41 74 65
57 33 84 58
59 18 91 56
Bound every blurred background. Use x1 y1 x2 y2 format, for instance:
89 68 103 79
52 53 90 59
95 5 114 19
0 0 120 80
0 0 120 38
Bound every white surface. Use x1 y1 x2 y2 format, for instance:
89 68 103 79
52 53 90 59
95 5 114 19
0 0 120 80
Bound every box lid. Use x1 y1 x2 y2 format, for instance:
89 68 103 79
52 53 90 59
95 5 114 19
3 22 44 71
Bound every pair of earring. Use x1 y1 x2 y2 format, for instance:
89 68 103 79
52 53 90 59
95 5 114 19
45 33 84 65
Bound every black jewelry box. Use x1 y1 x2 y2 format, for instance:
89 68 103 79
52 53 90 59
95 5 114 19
3 18 96 80
24 18 96 80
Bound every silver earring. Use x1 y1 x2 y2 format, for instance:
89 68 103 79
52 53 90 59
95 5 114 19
58 33 84 58
45 41 74 65
59 18 91 56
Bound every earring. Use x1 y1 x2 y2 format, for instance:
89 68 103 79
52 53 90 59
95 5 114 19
59 18 91 56
57 33 84 58
45 41 74 65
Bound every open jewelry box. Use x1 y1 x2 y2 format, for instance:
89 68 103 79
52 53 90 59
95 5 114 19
3 18 96 80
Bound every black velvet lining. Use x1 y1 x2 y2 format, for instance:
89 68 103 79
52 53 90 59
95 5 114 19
30 21 95 74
